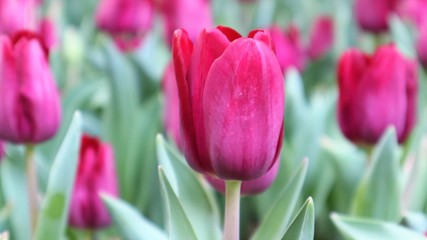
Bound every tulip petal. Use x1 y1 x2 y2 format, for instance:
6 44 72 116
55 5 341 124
248 29 275 50
203 39 284 180
217 26 242 42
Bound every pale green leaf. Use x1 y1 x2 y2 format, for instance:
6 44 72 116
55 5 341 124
282 197 315 240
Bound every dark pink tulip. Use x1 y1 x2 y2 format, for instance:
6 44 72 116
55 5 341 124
354 0 404 33
173 27 284 181
205 160 279 195
0 31 61 144
162 61 180 145
269 25 306 72
337 45 418 145
95 0 154 52
400 0 427 28
38 18 57 49
306 16 334 60
416 23 427 67
159 0 212 47
69 135 118 229
0 0 37 35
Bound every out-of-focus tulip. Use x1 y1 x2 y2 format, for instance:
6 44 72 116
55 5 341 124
159 0 212 47
69 134 118 229
400 0 427 28
0 141 4 160
354 0 402 33
205 160 280 195
95 0 154 52
269 25 306 72
306 16 334 60
173 26 284 181
416 23 427 67
337 45 417 145
38 18 57 49
0 31 61 144
162 61 180 145
0 0 37 35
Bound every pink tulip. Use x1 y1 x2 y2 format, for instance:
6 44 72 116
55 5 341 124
162 61 180 145
159 0 212 47
416 23 427 67
337 45 418 145
205 160 280 195
400 0 427 28
38 18 57 49
173 26 284 181
269 25 306 72
354 0 402 33
0 31 61 144
0 0 37 35
69 135 118 229
306 16 334 60
95 0 154 52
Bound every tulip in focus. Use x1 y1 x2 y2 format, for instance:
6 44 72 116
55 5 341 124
159 0 212 47
337 45 417 145
69 134 118 229
38 18 58 49
205 160 280 195
173 26 284 181
0 31 61 144
269 25 306 72
95 0 154 52
162 61 180 145
306 16 334 60
0 0 37 35
354 0 402 33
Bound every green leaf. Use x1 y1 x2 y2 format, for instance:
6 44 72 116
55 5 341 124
156 135 221 240
101 194 167 240
34 112 82 240
158 167 198 240
0 147 31 240
331 213 426 240
351 127 402 222
390 14 416 59
282 197 315 240
251 159 308 240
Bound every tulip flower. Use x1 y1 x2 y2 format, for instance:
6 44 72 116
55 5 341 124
354 0 402 33
162 61 180 145
172 26 284 181
306 16 334 60
205 160 280 195
0 0 37 35
0 31 61 144
416 23 427 68
95 0 154 52
159 0 212 47
69 134 118 229
400 0 427 28
337 45 418 145
269 25 306 72
38 18 57 49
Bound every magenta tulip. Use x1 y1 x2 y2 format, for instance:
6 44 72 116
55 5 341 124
337 45 418 145
159 0 212 47
95 0 154 52
38 18 57 49
400 0 427 28
205 160 280 195
69 135 118 229
173 26 284 181
162 61 180 145
0 31 61 144
416 23 427 67
354 0 402 33
269 25 306 72
0 0 37 35
306 16 334 60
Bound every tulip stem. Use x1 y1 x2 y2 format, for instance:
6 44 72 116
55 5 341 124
223 180 241 240
25 144 38 234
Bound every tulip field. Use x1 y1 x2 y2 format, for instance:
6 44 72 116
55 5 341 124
2 0 427 239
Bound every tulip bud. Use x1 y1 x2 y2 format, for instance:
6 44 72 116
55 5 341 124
38 18 58 49
95 0 154 52
173 27 284 181
69 134 118 229
159 0 212 47
0 0 37 35
269 25 306 72
416 23 427 68
337 45 418 145
354 0 402 33
162 61 180 145
0 31 61 144
205 160 279 195
306 16 334 60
